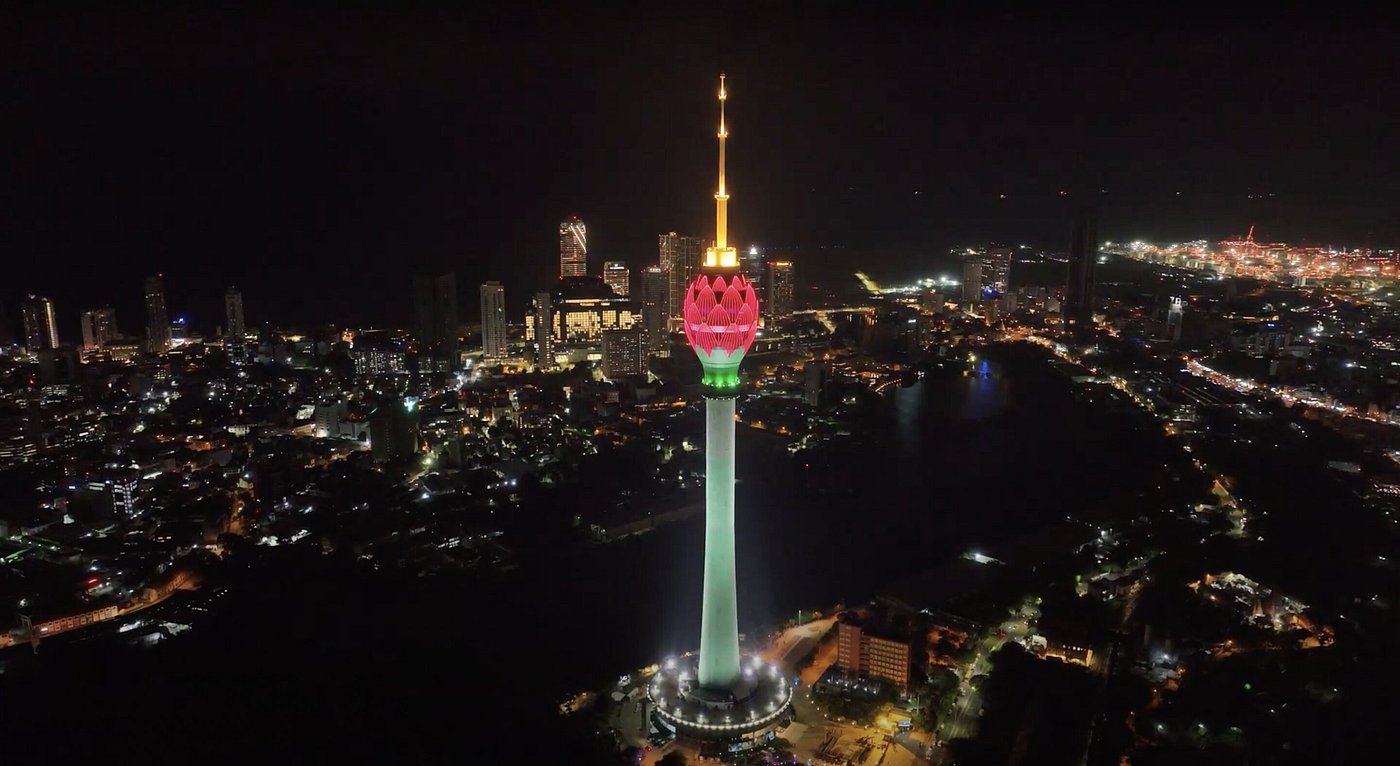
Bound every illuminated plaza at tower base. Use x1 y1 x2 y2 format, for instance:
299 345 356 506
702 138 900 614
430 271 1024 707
645 654 793 753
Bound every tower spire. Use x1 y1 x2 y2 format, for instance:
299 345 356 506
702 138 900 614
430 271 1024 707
706 74 737 268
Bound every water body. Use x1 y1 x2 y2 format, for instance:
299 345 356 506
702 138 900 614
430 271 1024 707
0 343 1172 763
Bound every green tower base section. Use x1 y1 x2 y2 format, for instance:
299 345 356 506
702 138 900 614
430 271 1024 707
696 346 745 392
698 394 741 689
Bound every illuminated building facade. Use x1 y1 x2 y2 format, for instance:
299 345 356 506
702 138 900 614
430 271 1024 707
532 291 554 369
741 244 765 285
80 307 115 350
764 260 794 320
524 278 638 344
837 618 913 689
560 217 588 278
602 260 630 296
965 244 1011 296
23 294 60 350
601 327 643 378
660 232 705 327
144 275 171 352
646 75 790 751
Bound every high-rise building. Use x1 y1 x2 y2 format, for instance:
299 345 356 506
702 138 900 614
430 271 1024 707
647 78 790 747
560 217 588 278
639 265 670 356
659 232 704 326
83 470 141 518
961 261 983 303
741 244 765 285
480 281 507 360
21 294 59 350
968 244 1012 295
532 291 554 370
370 397 420 464
1064 208 1098 330
602 261 630 296
765 260 795 320
144 275 171 352
601 327 644 378
80 307 116 349
412 273 460 368
224 287 245 357
350 330 407 375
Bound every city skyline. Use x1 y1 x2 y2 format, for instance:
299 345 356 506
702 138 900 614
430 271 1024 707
4 9 1396 329
3 14 1400 762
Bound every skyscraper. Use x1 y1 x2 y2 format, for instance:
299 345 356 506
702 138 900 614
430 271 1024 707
1064 208 1098 330
659 232 704 326
560 217 588 278
480 281 507 360
639 265 670 356
224 285 246 343
765 260 795 320
532 291 554 370
370 397 420 464
602 261 630 296
601 327 643 378
412 273 460 368
648 74 790 749
973 244 1013 295
21 295 59 350
80 307 116 349
741 244 765 285
961 261 983 303
144 275 171 352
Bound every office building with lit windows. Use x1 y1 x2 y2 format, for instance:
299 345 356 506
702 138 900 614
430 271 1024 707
560 217 588 278
659 232 705 327
601 327 644 378
532 291 554 370
22 294 60 350
764 260 794 320
79 307 116 350
836 615 914 689
602 260 630 296
525 277 638 345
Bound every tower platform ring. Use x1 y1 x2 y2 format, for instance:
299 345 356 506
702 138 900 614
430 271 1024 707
645 654 793 742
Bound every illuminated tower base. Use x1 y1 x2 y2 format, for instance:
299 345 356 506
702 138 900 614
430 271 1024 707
698 394 740 688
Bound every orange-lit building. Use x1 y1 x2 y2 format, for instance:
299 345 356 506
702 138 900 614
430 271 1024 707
837 615 913 689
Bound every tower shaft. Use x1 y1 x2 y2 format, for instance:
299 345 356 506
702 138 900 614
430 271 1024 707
697 394 741 688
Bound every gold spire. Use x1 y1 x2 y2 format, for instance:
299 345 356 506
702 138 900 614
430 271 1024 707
706 73 738 268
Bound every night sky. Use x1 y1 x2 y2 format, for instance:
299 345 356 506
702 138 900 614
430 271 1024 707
3 6 1396 331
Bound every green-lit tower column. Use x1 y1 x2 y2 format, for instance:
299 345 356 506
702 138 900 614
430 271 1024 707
698 391 740 687
683 75 761 691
